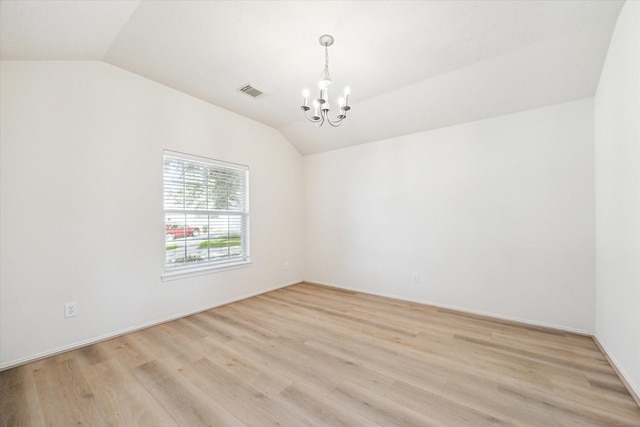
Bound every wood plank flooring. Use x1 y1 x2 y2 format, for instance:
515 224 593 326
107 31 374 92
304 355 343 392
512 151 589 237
2 282 639 426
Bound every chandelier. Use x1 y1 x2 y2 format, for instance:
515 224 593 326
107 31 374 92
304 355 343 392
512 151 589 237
301 35 351 127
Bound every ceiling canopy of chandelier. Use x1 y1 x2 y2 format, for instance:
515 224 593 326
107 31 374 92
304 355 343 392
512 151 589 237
301 35 351 127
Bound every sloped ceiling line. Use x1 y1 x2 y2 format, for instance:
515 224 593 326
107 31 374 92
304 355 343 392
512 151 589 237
0 0 625 155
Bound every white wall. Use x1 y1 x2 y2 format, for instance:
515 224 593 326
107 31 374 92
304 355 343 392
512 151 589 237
0 61 304 368
305 99 595 333
595 0 640 398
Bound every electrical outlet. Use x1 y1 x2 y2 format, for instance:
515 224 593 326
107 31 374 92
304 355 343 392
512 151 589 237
64 302 77 318
283 261 289 270
412 272 420 283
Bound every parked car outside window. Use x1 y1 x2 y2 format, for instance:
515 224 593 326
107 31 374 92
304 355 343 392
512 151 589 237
165 224 200 239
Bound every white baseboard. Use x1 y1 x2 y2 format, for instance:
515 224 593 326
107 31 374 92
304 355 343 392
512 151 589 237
5 279 638 411
0 280 301 371
593 335 640 408
305 280 640 408
304 279 593 336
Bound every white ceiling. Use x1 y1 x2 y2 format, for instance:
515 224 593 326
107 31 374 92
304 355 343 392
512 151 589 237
0 0 624 155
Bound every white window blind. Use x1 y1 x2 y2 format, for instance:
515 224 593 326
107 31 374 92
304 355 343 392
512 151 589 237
163 150 249 275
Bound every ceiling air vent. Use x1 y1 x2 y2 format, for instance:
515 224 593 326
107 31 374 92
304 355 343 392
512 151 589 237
238 83 268 99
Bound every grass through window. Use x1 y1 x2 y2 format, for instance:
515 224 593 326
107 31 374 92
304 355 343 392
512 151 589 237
199 235 242 249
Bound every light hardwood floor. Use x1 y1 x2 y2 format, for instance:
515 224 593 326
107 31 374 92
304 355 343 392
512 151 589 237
2 282 639 426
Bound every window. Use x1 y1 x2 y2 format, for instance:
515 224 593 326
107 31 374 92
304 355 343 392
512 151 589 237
163 150 249 276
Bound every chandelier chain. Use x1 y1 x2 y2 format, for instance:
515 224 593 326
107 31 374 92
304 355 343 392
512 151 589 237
322 44 331 81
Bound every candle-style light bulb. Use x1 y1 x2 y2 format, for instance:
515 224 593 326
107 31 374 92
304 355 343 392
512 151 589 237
312 100 320 120
344 87 350 106
302 89 309 107
337 98 345 118
319 79 331 104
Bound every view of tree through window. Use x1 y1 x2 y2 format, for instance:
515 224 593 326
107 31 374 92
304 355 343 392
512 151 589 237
163 151 249 272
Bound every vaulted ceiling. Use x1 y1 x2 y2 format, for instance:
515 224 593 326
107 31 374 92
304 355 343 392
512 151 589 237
0 0 624 155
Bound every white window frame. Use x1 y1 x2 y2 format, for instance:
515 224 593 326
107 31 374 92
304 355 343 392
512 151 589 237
162 150 250 280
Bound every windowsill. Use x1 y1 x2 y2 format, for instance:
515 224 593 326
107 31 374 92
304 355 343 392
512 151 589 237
161 260 252 281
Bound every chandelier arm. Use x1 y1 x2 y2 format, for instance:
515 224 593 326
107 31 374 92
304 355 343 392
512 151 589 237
302 108 321 123
325 114 344 127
